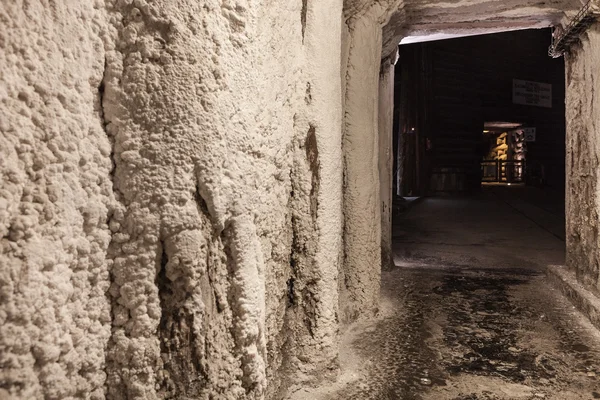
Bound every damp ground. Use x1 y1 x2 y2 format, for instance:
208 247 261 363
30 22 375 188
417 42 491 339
289 188 600 400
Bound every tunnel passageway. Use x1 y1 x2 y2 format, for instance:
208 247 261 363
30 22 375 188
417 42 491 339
5 0 600 397
292 189 600 399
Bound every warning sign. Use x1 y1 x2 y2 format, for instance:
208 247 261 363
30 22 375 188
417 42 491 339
513 79 552 108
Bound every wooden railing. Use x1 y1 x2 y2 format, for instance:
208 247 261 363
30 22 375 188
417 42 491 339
481 160 526 183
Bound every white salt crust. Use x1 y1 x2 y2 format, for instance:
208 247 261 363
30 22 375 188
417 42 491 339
0 0 584 398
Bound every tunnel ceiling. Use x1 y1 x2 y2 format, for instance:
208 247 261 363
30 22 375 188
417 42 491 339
343 0 586 57
403 0 584 34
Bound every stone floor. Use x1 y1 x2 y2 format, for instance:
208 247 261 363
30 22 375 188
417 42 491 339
289 188 600 400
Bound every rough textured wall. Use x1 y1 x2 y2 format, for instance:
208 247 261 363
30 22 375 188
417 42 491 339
1 0 343 399
338 0 581 324
339 0 402 322
565 23 600 294
1 0 591 398
0 2 113 399
341 13 384 322
378 57 395 271
101 0 344 398
102 1 291 397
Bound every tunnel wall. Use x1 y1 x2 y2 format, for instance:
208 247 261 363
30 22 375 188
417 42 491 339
0 3 113 398
0 0 583 398
565 23 600 294
339 0 404 324
0 1 343 398
341 13 383 322
379 57 396 271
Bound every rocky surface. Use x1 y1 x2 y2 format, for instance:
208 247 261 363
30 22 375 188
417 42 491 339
1 1 344 398
566 23 600 294
0 2 113 398
0 0 596 398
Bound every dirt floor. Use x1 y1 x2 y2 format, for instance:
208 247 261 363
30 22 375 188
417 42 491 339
289 188 600 400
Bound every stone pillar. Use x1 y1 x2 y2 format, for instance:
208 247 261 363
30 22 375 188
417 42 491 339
379 54 397 271
565 23 600 293
341 14 383 322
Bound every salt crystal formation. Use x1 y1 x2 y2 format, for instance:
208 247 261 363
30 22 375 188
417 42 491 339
0 0 588 398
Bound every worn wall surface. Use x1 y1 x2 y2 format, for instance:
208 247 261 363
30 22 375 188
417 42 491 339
565 23 600 294
0 2 113 399
378 57 396 271
341 13 384 322
1 0 343 399
0 0 591 398
102 0 346 398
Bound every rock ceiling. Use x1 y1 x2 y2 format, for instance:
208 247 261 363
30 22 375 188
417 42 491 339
345 0 586 57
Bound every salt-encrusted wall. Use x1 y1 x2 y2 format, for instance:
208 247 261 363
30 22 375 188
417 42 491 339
339 0 404 323
0 2 113 398
0 0 587 398
565 23 600 294
101 0 343 397
378 56 396 271
1 0 343 398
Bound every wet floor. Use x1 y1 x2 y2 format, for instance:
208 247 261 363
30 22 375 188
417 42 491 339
290 189 600 400
331 266 600 399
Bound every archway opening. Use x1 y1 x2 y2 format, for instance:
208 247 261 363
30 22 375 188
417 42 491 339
342 29 591 398
359 28 598 399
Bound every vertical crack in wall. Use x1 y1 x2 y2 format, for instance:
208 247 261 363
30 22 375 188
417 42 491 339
288 202 298 308
98 55 119 198
305 81 313 105
98 57 108 133
301 0 308 42
302 124 320 340
97 54 120 395
276 119 326 394
305 124 320 224
302 125 319 338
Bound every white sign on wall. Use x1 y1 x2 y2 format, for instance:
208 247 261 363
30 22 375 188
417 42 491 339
513 79 552 108
523 127 536 142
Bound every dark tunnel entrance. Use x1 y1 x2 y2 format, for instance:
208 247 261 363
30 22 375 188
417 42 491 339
393 28 566 198
379 31 593 400
391 28 567 264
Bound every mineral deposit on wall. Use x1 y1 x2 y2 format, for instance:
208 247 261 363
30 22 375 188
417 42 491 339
1 1 343 398
565 24 600 294
0 0 588 399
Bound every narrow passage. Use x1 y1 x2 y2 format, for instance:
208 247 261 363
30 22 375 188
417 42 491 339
295 188 600 400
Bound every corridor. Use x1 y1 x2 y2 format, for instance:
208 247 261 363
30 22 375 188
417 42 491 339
292 189 600 399
6 1 600 397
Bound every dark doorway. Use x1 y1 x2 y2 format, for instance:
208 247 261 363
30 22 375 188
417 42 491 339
393 28 566 197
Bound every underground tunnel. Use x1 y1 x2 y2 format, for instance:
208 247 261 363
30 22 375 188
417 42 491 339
2 0 600 399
